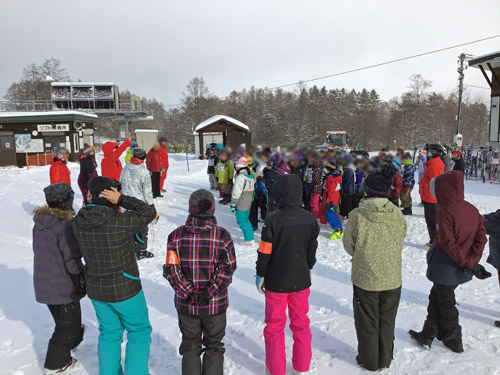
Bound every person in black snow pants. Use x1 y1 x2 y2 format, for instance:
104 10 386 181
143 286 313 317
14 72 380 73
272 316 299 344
33 183 86 374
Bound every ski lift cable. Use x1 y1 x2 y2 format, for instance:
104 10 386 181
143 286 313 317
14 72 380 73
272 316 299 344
160 34 500 109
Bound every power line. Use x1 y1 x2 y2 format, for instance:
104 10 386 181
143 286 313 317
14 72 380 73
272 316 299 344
161 34 500 109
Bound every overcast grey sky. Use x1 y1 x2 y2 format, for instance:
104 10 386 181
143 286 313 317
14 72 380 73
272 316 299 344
1 0 499 106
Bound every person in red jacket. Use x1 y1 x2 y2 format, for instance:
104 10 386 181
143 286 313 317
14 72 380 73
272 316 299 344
50 147 71 185
419 144 445 245
159 137 169 193
101 133 132 181
146 142 162 198
409 171 489 353
320 162 343 240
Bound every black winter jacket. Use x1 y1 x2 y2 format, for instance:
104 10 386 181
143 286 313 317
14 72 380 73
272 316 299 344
73 195 156 302
452 158 466 174
256 174 319 293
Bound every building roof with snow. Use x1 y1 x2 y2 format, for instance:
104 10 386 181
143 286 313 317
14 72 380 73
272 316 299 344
0 111 98 123
195 115 249 133
468 51 500 70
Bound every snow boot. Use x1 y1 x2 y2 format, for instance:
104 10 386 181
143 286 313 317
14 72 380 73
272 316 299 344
45 358 80 374
408 330 432 349
443 338 464 353
402 207 412 215
495 320 500 328
329 229 343 240
293 370 309 375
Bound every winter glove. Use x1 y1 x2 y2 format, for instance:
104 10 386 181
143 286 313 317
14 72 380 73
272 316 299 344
70 271 86 302
471 264 492 280
255 276 265 294
186 292 199 305
328 202 335 212
198 289 212 306
230 203 236 213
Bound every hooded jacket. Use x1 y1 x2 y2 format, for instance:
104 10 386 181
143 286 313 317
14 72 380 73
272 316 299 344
32 206 83 305
419 157 444 204
50 158 71 185
73 195 156 303
120 161 154 205
231 169 255 211
323 173 342 205
164 216 237 316
343 197 407 292
256 174 319 293
453 158 466 174
101 140 131 181
430 171 487 271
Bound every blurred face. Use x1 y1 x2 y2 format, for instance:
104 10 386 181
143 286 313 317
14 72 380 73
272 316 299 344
153 142 160 151
219 153 228 162
62 152 69 162
161 141 167 147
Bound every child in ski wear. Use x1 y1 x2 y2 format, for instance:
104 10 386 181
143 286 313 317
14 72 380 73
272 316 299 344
207 149 219 190
33 183 85 374
340 156 356 218
120 147 156 260
343 164 406 371
231 157 256 244
255 174 319 375
73 177 156 375
164 189 237 375
250 164 268 231
410 171 489 353
320 162 343 240
215 150 235 205
387 158 403 207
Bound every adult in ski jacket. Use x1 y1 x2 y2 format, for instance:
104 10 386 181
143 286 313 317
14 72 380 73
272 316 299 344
146 143 162 198
419 155 445 244
101 137 132 181
452 151 466 174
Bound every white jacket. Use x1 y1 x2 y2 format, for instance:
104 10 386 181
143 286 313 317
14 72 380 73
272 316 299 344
120 162 154 205
231 170 255 211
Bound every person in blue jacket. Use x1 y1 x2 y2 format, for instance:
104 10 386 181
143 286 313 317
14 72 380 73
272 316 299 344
401 153 416 215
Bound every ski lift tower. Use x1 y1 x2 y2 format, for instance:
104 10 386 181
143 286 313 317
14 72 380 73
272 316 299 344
468 51 500 149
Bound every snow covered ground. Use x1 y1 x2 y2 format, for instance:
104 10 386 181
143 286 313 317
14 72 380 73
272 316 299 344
1 154 500 375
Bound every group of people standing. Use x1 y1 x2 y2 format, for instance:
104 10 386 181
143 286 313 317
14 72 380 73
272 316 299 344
34 138 499 375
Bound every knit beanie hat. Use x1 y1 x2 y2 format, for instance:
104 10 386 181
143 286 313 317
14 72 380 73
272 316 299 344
87 176 114 205
43 183 74 208
235 157 248 169
189 189 215 219
132 147 147 160
362 164 397 198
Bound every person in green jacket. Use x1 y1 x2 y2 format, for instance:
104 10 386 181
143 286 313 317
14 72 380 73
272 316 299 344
215 149 235 205
343 164 407 372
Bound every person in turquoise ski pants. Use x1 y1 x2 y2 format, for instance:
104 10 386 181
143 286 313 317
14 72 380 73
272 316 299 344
231 157 256 244
91 290 152 375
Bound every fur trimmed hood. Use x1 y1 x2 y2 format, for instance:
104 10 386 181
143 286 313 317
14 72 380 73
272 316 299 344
33 206 74 221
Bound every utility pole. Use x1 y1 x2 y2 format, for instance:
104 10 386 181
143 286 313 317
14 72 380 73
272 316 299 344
454 53 473 146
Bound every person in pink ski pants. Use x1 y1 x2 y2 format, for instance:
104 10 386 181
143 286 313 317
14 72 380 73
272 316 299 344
255 174 319 375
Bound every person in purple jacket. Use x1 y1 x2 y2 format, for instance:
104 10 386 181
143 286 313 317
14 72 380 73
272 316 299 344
32 183 86 374
164 189 237 375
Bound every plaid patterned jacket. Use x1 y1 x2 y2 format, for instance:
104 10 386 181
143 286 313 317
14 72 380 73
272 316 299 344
73 195 156 302
164 216 237 316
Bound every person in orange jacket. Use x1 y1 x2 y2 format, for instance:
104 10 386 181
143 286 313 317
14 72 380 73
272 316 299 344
101 132 132 181
419 144 445 246
159 137 169 193
50 147 71 185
